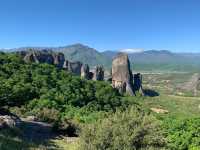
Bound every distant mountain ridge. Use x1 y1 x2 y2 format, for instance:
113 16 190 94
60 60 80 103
4 44 110 67
1 43 200 72
54 43 110 67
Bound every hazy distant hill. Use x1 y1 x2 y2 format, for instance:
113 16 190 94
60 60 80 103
102 50 200 72
2 44 200 72
103 50 183 63
4 44 110 67
55 43 110 67
103 50 200 63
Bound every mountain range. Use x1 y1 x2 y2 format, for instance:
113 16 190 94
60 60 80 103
1 43 200 72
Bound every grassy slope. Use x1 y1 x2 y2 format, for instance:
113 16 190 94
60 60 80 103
2 73 200 149
140 72 200 119
140 95 200 119
64 94 200 150
2 96 200 150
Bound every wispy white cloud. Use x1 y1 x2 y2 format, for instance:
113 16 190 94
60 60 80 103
119 48 144 53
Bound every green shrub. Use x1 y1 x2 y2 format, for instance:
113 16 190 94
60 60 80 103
0 52 128 135
80 106 166 150
163 118 200 150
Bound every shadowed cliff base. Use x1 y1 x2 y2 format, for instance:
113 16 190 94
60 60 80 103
143 89 160 97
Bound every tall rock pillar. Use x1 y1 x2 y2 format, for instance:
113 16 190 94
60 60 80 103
133 73 144 96
112 53 134 95
93 65 104 81
81 64 90 79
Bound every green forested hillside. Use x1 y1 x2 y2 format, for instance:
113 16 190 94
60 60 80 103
0 52 123 126
6 44 200 72
1 52 200 150
55 44 111 67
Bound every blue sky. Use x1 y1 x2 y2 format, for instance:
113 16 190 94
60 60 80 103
0 0 200 52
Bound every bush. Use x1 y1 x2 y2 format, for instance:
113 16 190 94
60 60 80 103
0 52 129 135
163 118 200 150
80 106 166 150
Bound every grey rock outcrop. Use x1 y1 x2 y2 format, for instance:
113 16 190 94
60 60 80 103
53 52 65 69
68 61 82 75
19 49 65 67
112 53 134 95
63 60 69 70
18 49 84 76
93 65 104 81
81 64 90 79
88 72 94 80
0 115 21 129
133 73 144 95
63 60 82 75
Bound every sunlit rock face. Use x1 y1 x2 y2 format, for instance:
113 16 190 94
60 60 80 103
53 52 65 69
63 60 83 75
63 60 69 70
112 53 134 95
81 64 90 79
19 50 65 68
68 61 82 76
93 65 104 81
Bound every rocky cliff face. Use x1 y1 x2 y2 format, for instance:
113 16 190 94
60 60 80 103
133 73 144 95
80 64 96 80
18 49 83 75
93 65 104 81
53 53 65 69
81 64 90 80
18 49 143 96
112 53 134 95
18 50 65 68
67 61 82 75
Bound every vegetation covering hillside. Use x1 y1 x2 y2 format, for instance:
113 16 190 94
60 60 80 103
103 50 200 72
6 43 200 72
55 44 111 67
0 52 200 150
7 44 111 67
0 52 123 126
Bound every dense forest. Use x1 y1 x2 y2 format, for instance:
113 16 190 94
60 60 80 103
0 52 200 150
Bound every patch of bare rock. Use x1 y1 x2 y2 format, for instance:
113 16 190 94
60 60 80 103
150 108 169 114
17 49 105 81
112 53 144 96
0 109 21 129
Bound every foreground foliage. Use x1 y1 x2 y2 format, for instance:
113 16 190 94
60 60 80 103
163 118 200 150
0 52 124 133
80 106 166 150
1 52 200 150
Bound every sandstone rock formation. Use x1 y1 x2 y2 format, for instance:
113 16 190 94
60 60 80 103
17 49 145 96
68 61 82 75
19 49 65 67
81 64 90 79
93 65 104 81
112 53 134 95
63 60 82 75
88 72 94 80
53 52 65 69
19 50 83 75
0 109 21 129
133 73 144 95
63 60 69 70
0 115 21 129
